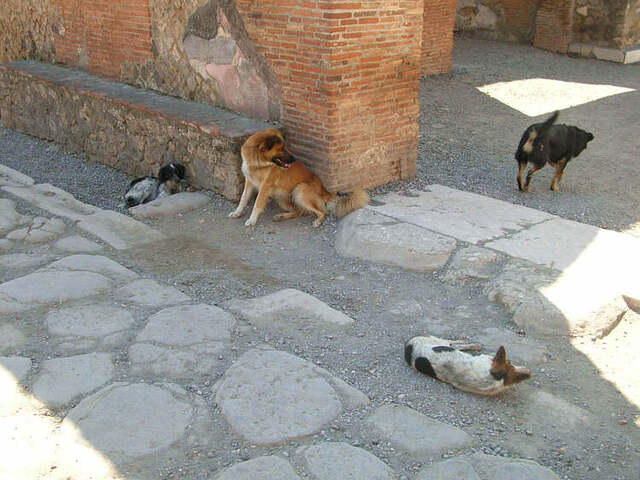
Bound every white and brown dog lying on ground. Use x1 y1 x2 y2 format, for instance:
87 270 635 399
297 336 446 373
404 335 531 395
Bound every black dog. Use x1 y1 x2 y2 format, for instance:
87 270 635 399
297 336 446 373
124 163 187 208
515 111 594 192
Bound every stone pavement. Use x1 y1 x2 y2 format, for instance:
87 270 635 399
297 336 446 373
2 163 638 479
338 185 640 338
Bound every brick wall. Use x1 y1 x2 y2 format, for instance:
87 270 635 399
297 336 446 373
534 0 575 52
423 0 456 75
53 0 153 78
235 1 423 192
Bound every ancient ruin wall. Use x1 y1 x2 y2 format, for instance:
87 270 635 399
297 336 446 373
455 0 540 43
572 0 640 48
0 0 59 64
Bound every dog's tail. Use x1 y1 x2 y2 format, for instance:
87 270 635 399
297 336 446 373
539 110 559 135
328 189 369 218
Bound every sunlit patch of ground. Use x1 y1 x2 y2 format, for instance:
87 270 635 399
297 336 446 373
477 78 636 117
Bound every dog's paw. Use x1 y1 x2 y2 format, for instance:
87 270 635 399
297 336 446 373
244 217 257 227
228 210 243 218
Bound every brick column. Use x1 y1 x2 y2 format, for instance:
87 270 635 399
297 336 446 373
534 0 575 53
422 0 456 76
236 1 423 192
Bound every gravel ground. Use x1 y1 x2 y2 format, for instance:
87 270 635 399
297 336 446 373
1 36 639 480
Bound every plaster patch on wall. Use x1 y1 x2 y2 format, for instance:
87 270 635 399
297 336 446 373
183 2 279 121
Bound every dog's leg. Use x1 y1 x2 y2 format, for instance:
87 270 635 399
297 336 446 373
550 158 567 191
292 185 328 228
524 165 542 192
245 178 274 226
273 197 302 222
517 162 527 191
228 179 255 218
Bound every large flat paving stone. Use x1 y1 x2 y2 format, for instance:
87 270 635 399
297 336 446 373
442 245 503 285
0 270 112 310
116 278 191 306
0 198 29 235
223 288 354 333
0 164 35 187
61 382 194 461
0 324 26 351
54 235 103 252
417 453 560 480
0 356 32 415
213 456 302 480
130 303 235 378
41 254 139 284
77 210 165 250
46 303 136 352
369 186 553 244
297 442 395 480
214 348 368 445
0 253 54 270
367 405 475 457
32 352 115 408
129 191 211 219
6 216 66 243
3 183 99 220
336 208 456 272
485 259 628 337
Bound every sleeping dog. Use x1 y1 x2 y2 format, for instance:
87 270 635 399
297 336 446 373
124 163 187 208
405 335 531 395
515 111 594 192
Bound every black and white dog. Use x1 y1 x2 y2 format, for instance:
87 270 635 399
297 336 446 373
405 335 531 395
124 163 187 208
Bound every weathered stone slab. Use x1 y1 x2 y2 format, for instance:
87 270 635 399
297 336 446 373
0 324 26 350
336 208 456 271
0 355 32 414
0 198 29 235
223 289 354 332
0 253 53 270
61 383 194 461
297 442 395 480
416 457 480 480
0 271 112 304
487 219 640 328
77 210 165 250
485 259 628 337
2 183 98 220
475 328 549 364
367 405 475 457
417 453 560 480
215 348 368 445
42 254 139 284
0 164 35 187
128 191 211 219
46 303 135 339
213 456 302 480
116 279 191 306
54 235 103 252
6 216 66 243
32 352 115 408
369 186 553 244
442 245 502 285
130 304 235 378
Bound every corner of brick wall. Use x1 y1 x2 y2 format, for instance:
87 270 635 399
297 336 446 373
534 0 575 53
422 0 456 76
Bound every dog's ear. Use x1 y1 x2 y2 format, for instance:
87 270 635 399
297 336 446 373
505 366 531 385
492 346 506 365
259 135 281 152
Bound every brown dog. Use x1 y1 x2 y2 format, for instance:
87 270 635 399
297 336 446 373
228 128 369 227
